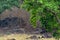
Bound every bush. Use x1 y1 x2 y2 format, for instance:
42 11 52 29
21 0 60 39
0 0 20 13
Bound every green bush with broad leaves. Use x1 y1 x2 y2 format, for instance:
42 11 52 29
21 0 60 39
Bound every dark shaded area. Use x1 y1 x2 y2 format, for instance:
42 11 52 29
0 17 26 28
40 28 47 34
0 18 52 38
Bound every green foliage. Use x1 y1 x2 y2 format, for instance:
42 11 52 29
0 0 20 14
21 0 60 38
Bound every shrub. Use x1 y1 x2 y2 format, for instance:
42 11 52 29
0 0 20 13
21 0 60 39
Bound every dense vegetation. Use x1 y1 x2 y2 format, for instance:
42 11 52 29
0 0 60 39
0 0 20 13
21 0 60 39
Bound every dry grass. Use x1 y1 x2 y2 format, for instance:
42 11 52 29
0 34 56 40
